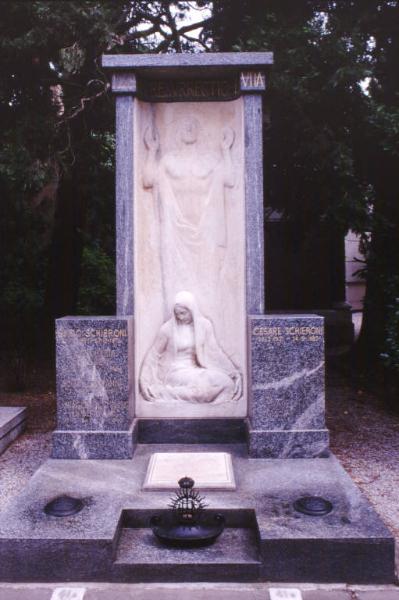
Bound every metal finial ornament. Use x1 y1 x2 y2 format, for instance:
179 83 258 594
150 476 225 547
169 476 208 524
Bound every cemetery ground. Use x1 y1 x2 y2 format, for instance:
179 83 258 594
0 348 399 598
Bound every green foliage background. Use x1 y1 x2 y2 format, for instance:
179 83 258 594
0 1 398 390
210 0 399 383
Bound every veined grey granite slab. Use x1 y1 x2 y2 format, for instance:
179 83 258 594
115 96 135 314
52 316 135 459
52 421 137 460
247 315 329 458
244 94 265 314
0 407 26 454
0 444 393 583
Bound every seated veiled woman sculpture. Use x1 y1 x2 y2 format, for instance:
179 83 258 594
139 291 242 405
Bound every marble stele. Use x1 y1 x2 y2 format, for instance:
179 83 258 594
51 52 280 458
135 99 246 418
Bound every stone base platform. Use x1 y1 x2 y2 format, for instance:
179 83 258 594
0 444 394 583
0 407 26 455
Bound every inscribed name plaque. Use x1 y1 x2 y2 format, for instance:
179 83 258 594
138 78 240 102
247 315 329 458
52 316 134 459
143 452 236 491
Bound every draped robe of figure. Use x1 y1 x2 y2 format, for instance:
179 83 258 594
139 291 242 404
143 118 235 314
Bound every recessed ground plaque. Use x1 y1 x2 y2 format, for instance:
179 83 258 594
143 452 236 490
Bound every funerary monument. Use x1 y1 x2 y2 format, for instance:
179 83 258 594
0 53 395 583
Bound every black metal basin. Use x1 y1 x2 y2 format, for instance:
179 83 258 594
150 513 225 548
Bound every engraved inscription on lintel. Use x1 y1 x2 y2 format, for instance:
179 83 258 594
138 78 239 102
143 114 236 314
240 71 266 91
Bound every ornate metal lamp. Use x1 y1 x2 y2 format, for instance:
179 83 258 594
150 476 225 547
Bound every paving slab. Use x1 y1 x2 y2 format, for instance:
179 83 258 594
304 592 350 600
0 587 53 600
356 591 399 600
84 586 267 599
1 584 399 600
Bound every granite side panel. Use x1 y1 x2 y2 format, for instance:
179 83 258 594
248 315 326 430
244 94 265 314
250 371 324 430
247 315 328 458
55 317 133 432
52 423 136 459
115 95 135 316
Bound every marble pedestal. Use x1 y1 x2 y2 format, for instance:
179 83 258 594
52 314 330 460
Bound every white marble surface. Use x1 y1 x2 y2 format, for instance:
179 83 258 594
134 99 246 418
142 452 236 490
139 291 242 406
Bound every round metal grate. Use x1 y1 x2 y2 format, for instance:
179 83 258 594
293 496 333 517
44 495 84 517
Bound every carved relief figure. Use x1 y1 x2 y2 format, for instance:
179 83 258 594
143 116 235 311
139 291 242 405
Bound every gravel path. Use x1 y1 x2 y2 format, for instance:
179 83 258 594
0 389 55 512
1 372 398 575
327 377 399 571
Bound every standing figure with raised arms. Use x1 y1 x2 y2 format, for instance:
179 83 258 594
143 116 236 313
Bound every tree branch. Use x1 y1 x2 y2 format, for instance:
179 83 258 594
124 12 214 49
164 3 182 52
181 33 209 50
58 80 109 124
177 16 214 35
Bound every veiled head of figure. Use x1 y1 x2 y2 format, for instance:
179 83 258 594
180 117 199 144
174 304 193 324
173 291 196 324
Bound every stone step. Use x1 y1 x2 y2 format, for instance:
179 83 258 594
113 527 261 582
0 406 27 455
